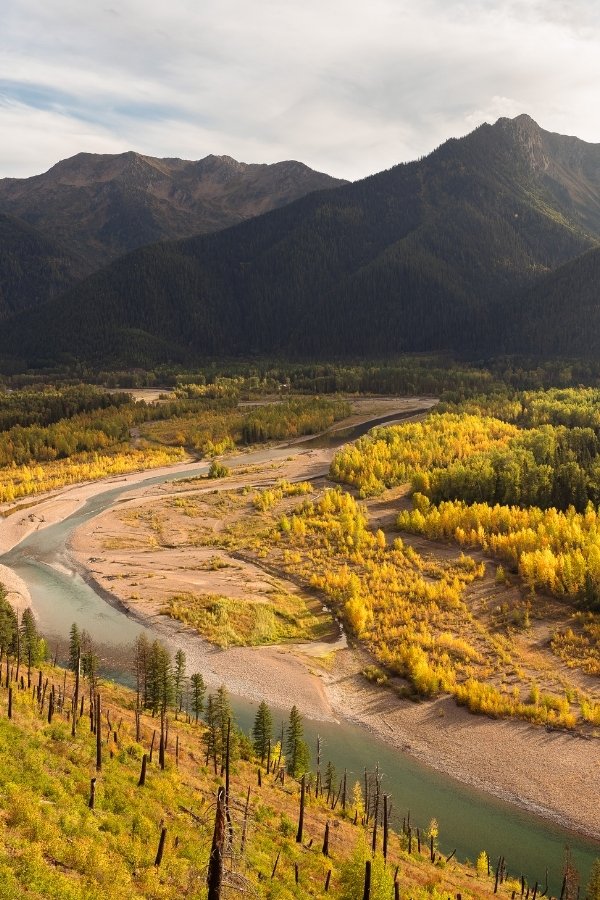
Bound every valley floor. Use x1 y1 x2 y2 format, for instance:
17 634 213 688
1 396 599 845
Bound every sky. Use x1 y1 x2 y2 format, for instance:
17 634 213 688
1 0 600 182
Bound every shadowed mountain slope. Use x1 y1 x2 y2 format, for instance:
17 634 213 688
4 115 600 366
498 245 600 358
0 212 86 319
0 151 346 287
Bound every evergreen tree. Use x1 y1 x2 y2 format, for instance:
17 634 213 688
325 760 336 803
252 700 273 764
133 633 150 709
173 648 186 718
204 694 218 772
146 640 174 715
214 684 234 768
285 705 310 777
587 859 600 900
158 647 175 715
68 623 80 672
20 608 41 668
81 631 99 690
84 648 99 691
190 672 206 723
0 589 17 661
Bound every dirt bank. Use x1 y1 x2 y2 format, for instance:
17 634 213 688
0 563 32 616
324 648 600 842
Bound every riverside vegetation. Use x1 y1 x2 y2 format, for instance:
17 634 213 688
0 382 350 503
325 387 600 726
103 383 600 732
0 359 590 503
103 458 599 731
0 600 596 900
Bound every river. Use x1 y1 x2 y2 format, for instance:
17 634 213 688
1 408 598 892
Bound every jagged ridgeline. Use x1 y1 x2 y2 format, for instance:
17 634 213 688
0 606 594 899
3 114 600 367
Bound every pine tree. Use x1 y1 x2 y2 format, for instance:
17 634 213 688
174 649 186 718
79 629 97 681
146 640 174 715
324 760 336 803
190 673 206 722
586 859 600 900
20 608 40 666
252 701 273 764
68 623 80 672
204 694 218 772
214 684 234 769
158 647 175 715
133 633 150 708
0 588 17 662
286 705 310 777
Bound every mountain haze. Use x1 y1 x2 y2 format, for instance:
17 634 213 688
3 115 600 366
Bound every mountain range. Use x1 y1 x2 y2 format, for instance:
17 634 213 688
0 152 346 313
1 115 600 367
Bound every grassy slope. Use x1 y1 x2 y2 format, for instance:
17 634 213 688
0 667 508 900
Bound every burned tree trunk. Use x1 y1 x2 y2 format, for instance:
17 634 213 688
155 827 167 867
95 693 102 771
207 787 226 900
296 773 306 844
71 649 80 738
241 785 251 855
138 754 148 787
159 711 165 770
363 859 372 900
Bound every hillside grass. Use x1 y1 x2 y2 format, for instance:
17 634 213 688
0 666 514 899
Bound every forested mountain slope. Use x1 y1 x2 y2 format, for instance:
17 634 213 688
0 152 346 276
0 212 86 319
4 114 600 366
498 245 600 357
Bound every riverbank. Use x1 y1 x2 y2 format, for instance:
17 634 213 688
66 456 600 846
323 647 600 843
59 538 600 842
0 563 32 616
0 397 422 710
67 536 600 842
0 395 431 556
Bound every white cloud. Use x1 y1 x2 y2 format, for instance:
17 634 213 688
0 0 599 180
0 99 129 175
